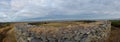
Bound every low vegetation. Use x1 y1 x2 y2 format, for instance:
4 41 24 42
0 23 10 28
107 20 120 42
28 21 97 27
111 20 120 27
0 20 120 42
0 23 16 42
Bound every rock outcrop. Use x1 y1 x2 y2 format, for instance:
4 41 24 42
14 21 111 42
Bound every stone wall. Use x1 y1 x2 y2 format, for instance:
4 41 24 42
14 21 111 42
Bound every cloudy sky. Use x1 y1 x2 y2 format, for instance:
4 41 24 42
0 0 120 22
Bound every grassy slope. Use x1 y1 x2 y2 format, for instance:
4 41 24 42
0 24 16 42
106 20 120 42
107 27 120 42
111 20 120 27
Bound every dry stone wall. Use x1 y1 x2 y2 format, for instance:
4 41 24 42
14 21 111 42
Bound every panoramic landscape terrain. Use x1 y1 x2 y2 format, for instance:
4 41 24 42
0 20 119 42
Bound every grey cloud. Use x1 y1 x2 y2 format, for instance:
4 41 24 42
0 0 120 22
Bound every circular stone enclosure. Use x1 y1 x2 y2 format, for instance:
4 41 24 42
14 21 111 42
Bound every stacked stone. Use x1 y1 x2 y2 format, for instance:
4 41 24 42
14 21 111 42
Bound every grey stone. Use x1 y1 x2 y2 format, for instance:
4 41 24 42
14 21 111 42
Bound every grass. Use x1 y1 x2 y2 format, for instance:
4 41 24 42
111 20 120 27
0 23 10 28
106 20 120 42
0 24 16 42
28 21 99 27
0 20 120 42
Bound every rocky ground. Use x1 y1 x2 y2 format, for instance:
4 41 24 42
14 21 111 42
0 21 120 42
